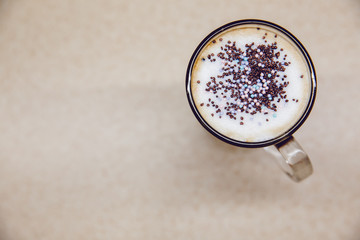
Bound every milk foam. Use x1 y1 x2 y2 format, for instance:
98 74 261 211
191 24 311 143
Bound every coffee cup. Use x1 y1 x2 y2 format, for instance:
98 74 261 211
186 19 317 182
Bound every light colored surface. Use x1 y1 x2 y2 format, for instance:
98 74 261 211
0 0 359 239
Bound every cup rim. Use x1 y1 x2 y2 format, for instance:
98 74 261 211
185 19 317 148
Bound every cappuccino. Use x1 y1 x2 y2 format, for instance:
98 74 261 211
189 23 313 143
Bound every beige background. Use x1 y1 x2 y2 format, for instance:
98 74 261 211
0 0 359 239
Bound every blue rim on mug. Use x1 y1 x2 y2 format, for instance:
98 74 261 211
186 19 317 148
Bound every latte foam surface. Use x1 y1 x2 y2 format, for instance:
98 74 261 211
190 24 311 142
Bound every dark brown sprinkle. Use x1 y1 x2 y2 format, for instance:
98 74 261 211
296 99 299 102
200 103 204 106
197 80 200 84
212 40 216 44
211 113 214 117
274 34 277 38
201 37 293 124
285 100 289 103
300 75 304 78
280 48 283 51
206 104 210 107
266 119 269 122
219 38 223 41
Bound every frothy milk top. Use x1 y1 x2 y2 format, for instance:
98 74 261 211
191 24 311 143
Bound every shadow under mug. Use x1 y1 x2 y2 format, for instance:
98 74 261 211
186 19 317 182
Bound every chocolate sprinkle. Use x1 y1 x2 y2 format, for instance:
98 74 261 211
199 33 298 125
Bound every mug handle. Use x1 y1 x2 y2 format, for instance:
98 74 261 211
264 136 313 182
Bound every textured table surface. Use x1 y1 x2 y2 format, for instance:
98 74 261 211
0 0 359 239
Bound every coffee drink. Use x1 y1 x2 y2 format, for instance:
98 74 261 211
188 22 315 144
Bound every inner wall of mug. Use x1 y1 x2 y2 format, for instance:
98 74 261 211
186 20 316 147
